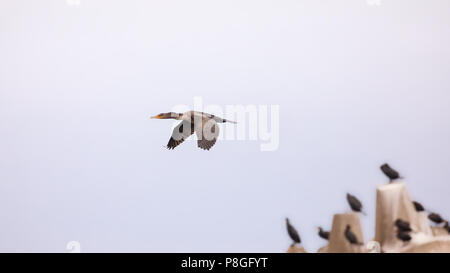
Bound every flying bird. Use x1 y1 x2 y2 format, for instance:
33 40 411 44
151 111 236 150
428 213 445 225
317 227 330 240
380 163 401 182
285 218 301 247
394 219 412 232
397 231 412 243
346 193 366 215
344 225 363 245
412 201 425 212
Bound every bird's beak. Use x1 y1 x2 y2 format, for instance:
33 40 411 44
151 115 163 119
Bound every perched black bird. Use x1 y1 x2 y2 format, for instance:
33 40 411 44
412 201 425 212
428 213 445 224
394 219 412 232
397 231 412 242
346 193 366 215
285 218 301 246
380 163 401 182
444 221 450 234
344 225 363 245
317 227 330 240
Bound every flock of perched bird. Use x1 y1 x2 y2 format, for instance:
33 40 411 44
285 163 450 249
151 113 450 247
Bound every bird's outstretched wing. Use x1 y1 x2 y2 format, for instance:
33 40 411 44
167 120 194 150
195 117 219 150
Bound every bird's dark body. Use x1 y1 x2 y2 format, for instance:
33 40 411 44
395 219 412 232
428 213 445 224
318 228 330 240
346 193 364 214
286 218 301 245
344 225 362 245
397 231 412 242
380 163 401 181
412 201 425 212
444 222 450 234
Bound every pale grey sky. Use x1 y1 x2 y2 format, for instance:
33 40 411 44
0 0 449 252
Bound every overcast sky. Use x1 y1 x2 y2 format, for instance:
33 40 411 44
1 0 449 252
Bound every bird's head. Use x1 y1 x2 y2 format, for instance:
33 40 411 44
151 112 182 120
345 224 351 230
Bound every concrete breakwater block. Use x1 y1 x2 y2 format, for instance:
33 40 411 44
374 182 433 252
286 245 308 253
327 213 364 253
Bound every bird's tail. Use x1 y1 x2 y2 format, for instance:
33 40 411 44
223 119 237 124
